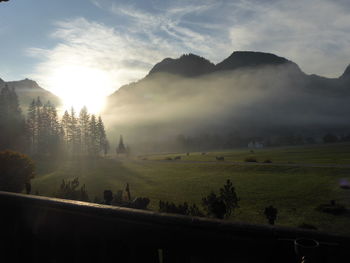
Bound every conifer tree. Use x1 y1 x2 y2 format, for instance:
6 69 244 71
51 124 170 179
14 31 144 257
0 85 25 150
88 114 98 156
79 106 90 155
97 116 109 155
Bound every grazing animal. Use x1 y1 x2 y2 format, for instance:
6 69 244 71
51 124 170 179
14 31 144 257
174 156 181 160
216 156 224 161
201 152 206 155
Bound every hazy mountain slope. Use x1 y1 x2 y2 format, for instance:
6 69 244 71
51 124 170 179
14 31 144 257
106 51 350 142
0 78 61 109
148 53 215 77
215 51 294 71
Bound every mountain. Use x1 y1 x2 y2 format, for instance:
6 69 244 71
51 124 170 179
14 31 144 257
107 51 350 143
148 53 215 77
0 78 61 109
215 51 294 71
147 51 302 78
340 64 350 81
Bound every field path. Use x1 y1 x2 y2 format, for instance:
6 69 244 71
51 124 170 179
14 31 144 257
138 159 350 168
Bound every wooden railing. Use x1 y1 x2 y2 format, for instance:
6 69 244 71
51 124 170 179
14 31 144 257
0 191 349 262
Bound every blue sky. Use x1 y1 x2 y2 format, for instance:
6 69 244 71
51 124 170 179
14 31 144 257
1 0 350 95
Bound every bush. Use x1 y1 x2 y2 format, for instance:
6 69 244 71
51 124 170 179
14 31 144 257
323 133 338 143
244 157 257 162
55 177 89 201
263 159 272 163
0 150 35 193
202 179 240 219
316 200 346 215
298 223 318 230
159 200 204 217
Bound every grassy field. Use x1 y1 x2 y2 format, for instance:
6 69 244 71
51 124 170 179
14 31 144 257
144 142 350 165
32 143 350 235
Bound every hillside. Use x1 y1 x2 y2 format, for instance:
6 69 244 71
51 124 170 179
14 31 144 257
106 51 350 143
0 78 61 109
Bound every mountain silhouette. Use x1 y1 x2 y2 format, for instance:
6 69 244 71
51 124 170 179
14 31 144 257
340 64 350 80
107 51 350 139
0 78 61 108
215 51 298 71
148 53 215 77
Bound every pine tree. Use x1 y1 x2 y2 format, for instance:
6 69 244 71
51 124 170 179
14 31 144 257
116 135 126 155
97 116 109 155
61 110 71 152
79 106 90 155
26 99 37 154
88 114 98 156
0 85 25 150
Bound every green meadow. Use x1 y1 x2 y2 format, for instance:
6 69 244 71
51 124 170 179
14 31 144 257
145 142 350 164
32 143 350 235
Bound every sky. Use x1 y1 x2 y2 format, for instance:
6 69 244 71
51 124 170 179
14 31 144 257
1 0 350 100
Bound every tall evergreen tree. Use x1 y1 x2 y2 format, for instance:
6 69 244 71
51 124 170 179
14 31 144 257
116 135 127 155
79 106 90 155
0 85 25 150
88 114 98 156
97 116 109 155
61 110 71 152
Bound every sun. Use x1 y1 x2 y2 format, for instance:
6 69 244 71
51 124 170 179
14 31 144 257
48 66 113 114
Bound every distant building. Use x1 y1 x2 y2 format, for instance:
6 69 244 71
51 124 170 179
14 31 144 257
248 140 264 149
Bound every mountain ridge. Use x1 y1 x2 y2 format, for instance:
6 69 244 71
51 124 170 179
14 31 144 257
0 77 61 108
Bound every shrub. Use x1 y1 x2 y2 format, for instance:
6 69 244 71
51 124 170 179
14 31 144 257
298 223 318 230
159 200 204 217
202 179 240 219
244 157 257 162
0 150 35 193
316 200 346 215
55 177 89 202
263 159 272 163
264 205 278 225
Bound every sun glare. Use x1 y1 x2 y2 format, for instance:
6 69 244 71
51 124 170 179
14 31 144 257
48 66 113 114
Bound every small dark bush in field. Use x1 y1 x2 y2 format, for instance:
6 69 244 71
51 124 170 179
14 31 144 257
250 150 254 153
188 204 204 217
159 201 188 215
186 152 190 156
55 177 89 201
264 205 278 225
202 180 240 219
244 157 257 162
165 157 172 160
263 159 272 163
298 223 318 230
131 197 150 210
142 157 148 160
201 152 206 155
316 200 346 215
216 156 224 161
0 150 35 193
323 133 338 143
202 192 226 219
103 190 113 205
174 156 181 160
159 200 204 217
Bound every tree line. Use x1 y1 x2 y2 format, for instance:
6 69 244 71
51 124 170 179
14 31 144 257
0 85 109 157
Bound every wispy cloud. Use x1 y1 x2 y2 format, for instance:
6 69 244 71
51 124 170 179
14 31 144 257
227 0 350 77
28 17 180 97
29 0 350 100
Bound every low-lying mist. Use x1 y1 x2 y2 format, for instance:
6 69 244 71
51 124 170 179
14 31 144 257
103 63 350 153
